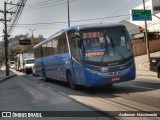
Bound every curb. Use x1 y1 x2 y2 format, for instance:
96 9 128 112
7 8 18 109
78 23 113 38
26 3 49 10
136 73 157 77
136 74 157 77
0 74 17 83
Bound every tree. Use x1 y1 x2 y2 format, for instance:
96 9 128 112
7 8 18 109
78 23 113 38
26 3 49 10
8 34 46 59
37 34 45 42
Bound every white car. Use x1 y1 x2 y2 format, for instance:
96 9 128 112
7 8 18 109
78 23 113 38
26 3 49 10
10 61 15 69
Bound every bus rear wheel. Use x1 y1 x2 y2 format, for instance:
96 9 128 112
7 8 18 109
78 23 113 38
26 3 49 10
67 71 77 89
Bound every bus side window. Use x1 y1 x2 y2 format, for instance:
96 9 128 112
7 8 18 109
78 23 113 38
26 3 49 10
68 31 81 63
37 47 41 58
52 37 59 55
59 33 68 53
42 44 47 57
47 41 53 56
34 48 37 59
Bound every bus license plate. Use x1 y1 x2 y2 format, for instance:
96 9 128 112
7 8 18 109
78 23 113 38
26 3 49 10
111 77 120 81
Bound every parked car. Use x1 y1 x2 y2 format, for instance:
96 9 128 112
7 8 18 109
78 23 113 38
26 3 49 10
10 61 15 69
150 57 160 78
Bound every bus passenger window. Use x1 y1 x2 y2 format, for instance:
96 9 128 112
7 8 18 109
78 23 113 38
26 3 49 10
42 44 47 57
59 34 67 53
52 38 59 55
47 41 53 56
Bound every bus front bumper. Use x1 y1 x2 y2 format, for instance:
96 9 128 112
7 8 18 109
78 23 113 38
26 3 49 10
84 67 136 87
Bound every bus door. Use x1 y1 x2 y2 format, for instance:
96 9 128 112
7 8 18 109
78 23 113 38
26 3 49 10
69 32 83 84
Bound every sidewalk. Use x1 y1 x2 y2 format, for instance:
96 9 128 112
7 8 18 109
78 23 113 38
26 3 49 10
0 70 16 83
135 51 160 77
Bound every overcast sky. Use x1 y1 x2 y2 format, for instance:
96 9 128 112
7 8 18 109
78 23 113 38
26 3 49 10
0 0 143 40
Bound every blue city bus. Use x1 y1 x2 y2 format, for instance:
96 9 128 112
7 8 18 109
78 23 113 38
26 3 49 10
33 23 136 89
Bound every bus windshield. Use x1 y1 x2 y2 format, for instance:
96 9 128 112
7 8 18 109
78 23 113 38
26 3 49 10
81 27 132 65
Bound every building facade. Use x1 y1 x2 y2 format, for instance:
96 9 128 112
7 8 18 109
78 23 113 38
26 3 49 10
130 0 160 32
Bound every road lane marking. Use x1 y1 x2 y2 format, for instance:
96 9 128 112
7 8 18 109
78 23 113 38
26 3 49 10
130 85 155 90
40 83 44 86
59 92 67 96
47 86 53 90
18 82 47 101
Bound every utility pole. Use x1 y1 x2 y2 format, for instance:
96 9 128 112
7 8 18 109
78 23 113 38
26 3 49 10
67 0 70 27
143 0 150 62
0 1 22 76
4 1 9 76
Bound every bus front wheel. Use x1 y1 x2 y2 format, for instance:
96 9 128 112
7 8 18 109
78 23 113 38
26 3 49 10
67 71 77 89
158 67 160 78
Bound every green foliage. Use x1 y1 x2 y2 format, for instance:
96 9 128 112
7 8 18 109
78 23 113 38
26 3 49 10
9 34 28 44
8 34 46 60
8 34 45 44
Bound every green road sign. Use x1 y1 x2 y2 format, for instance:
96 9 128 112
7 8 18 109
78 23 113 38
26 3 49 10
132 9 152 21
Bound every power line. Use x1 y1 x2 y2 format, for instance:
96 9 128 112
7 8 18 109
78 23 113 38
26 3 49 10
25 0 60 7
23 0 76 12
8 0 28 35
10 25 62 29
110 0 143 23
24 0 65 9
116 0 142 15
111 0 138 15
9 14 130 26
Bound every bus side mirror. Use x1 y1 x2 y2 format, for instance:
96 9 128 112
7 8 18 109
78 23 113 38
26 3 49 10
75 32 80 38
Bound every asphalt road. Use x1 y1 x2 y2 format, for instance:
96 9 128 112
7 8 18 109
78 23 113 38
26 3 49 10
24 74 160 120
24 75 160 111
0 74 114 120
0 69 160 120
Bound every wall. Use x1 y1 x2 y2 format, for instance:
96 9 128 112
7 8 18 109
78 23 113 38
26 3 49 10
133 39 160 56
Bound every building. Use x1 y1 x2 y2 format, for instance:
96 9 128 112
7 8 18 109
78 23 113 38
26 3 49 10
130 0 160 32
119 20 143 39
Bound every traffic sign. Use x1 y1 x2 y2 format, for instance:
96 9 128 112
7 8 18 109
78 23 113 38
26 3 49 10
132 9 152 21
19 38 31 45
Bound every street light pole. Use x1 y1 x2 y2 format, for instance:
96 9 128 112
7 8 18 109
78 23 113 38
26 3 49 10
67 0 70 27
143 0 150 62
29 29 36 37
29 29 36 45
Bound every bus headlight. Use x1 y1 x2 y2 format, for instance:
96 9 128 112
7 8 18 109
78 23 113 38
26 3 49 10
86 68 99 74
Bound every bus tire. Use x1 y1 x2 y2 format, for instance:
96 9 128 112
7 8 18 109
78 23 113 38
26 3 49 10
158 67 160 78
67 71 77 89
107 83 113 86
25 70 29 74
32 72 35 76
42 69 48 82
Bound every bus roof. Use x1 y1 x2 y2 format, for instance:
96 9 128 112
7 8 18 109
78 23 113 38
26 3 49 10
34 22 125 49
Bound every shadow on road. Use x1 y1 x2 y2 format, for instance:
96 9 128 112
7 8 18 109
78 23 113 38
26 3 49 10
23 74 160 99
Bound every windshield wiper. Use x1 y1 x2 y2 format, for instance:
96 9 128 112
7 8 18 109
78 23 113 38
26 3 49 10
110 38 115 54
100 35 110 63
100 37 126 64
